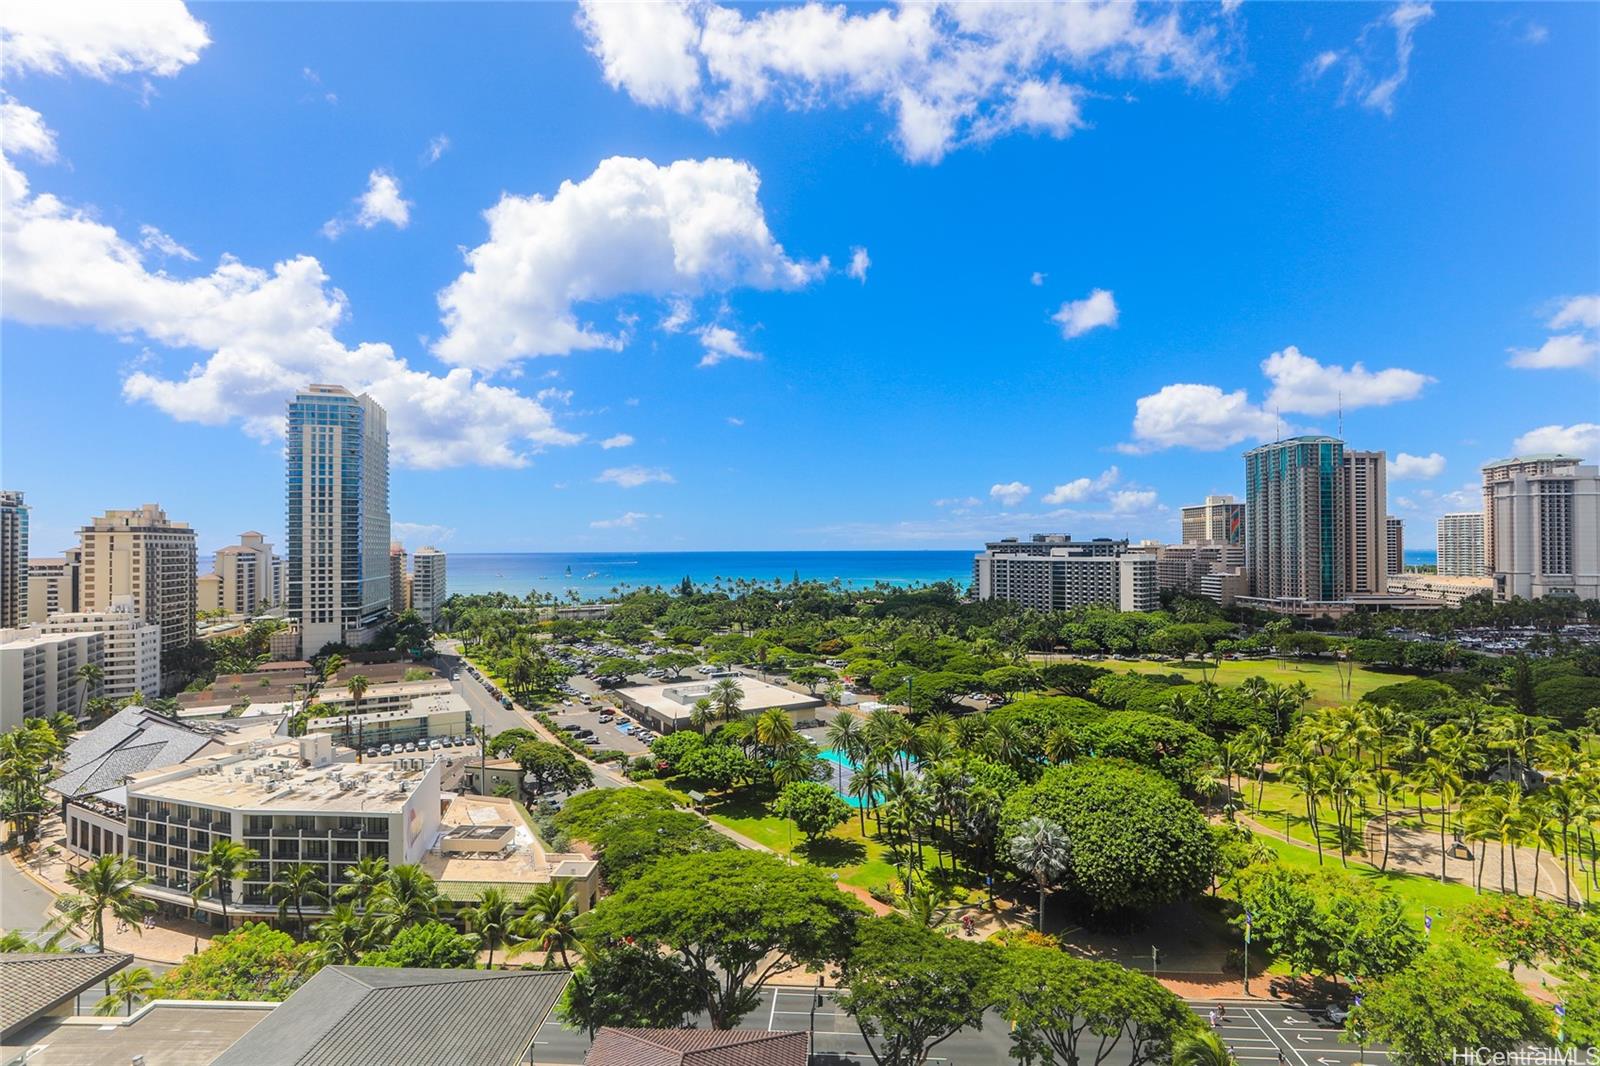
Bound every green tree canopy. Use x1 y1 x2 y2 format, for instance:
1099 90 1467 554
584 850 865 1028
773 780 853 842
838 916 1001 1066
1000 761 1215 916
1352 942 1550 1065
1233 864 1422 980
155 922 321 1001
557 944 705 1038
358 921 478 969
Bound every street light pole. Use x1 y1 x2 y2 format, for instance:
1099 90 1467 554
1243 909 1253 997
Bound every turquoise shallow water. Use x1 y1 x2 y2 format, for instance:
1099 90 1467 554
448 550 972 601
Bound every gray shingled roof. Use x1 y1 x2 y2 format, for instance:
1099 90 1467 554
0 951 134 1038
48 707 218 800
586 1028 810 1066
211 966 569 1066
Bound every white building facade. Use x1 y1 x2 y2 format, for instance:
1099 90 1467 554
1489 462 1600 602
1437 512 1486 578
37 602 161 706
411 547 446 626
0 628 103 730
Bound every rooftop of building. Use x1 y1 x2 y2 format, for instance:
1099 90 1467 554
48 705 286 803
0 952 135 1039
1482 452 1582 468
1 1003 272 1065
0 626 101 648
127 743 436 813
421 794 596 899
586 1027 809 1066
210 965 568 1066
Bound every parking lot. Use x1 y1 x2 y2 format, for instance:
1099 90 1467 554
546 698 654 756
528 991 1386 1066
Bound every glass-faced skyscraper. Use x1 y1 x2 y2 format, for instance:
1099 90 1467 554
1244 436 1348 602
286 385 391 655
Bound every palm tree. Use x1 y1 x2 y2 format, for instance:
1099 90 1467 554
511 882 580 969
1008 816 1070 932
270 863 328 937
74 663 104 719
463 887 517 969
313 903 370 964
1541 781 1584 907
1043 725 1078 766
94 966 156 1017
1174 1030 1238 1066
850 762 886 833
710 677 745 722
370 863 440 936
1372 767 1405 870
825 713 865 793
336 855 390 907
192 840 257 927
59 855 152 949
344 674 370 746
755 708 797 753
1419 756 1463 882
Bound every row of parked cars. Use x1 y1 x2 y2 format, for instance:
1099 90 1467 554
366 734 475 758
461 663 515 708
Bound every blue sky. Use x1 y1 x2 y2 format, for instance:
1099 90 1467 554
2 1 1596 557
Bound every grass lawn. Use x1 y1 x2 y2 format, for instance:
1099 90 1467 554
641 776 963 893
1050 655 1411 707
1253 834 1479 927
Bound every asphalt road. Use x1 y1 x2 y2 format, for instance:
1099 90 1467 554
529 990 1387 1066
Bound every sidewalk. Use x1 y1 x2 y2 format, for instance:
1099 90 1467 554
9 822 212 964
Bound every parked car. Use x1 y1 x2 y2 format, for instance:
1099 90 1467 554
1324 1005 1350 1025
403 741 417 753
380 744 393 755
428 739 443 750
365 747 378 758
561 724 581 733
501 697 513 709
597 713 614 724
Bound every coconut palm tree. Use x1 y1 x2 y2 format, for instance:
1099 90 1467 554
1541 780 1584 907
74 663 104 719
59 855 152 949
370 863 440 936
511 881 580 969
825 712 865 792
463 887 517 969
1008 816 1070 932
850 762 886 834
1418 756 1464 882
755 707 797 753
1174 1030 1237 1066
710 678 745 722
343 674 370 745
270 863 328 937
192 840 258 928
336 855 389 907
94 966 156 1017
1043 725 1078 766
313 903 370 964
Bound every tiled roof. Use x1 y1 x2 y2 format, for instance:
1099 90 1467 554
48 707 217 800
211 966 569 1066
586 1028 810 1066
0 951 134 1037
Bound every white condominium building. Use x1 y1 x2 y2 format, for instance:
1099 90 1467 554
1437 512 1485 577
1487 461 1600 602
411 547 447 626
38 601 161 705
286 385 392 656
0 628 103 730
124 738 440 924
78 504 197 654
1 490 28 629
25 548 80 623
973 541 1158 612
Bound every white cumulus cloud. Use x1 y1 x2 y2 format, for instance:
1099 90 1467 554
1119 384 1283 453
696 324 759 367
1548 295 1600 330
1108 489 1158 514
1312 3 1433 116
1388 451 1445 480
597 466 675 488
392 521 455 545
422 134 450 165
989 481 1032 507
600 433 634 449
138 224 196 261
576 1 1230 164
1052 288 1118 339
847 246 870 283
1042 466 1120 505
1510 423 1600 458
1260 345 1431 415
323 169 412 238
434 155 825 373
1507 333 1598 370
0 0 210 80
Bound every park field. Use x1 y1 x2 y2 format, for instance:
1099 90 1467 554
1045 655 1410 707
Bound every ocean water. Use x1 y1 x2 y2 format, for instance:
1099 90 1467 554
447 551 974 601
1403 549 1438 566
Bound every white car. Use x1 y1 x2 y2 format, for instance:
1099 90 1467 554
1324 1005 1350 1024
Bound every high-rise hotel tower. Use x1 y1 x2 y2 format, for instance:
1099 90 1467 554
286 385 391 655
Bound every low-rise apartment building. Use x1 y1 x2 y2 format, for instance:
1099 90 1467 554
0 628 103 730
35 601 160 706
